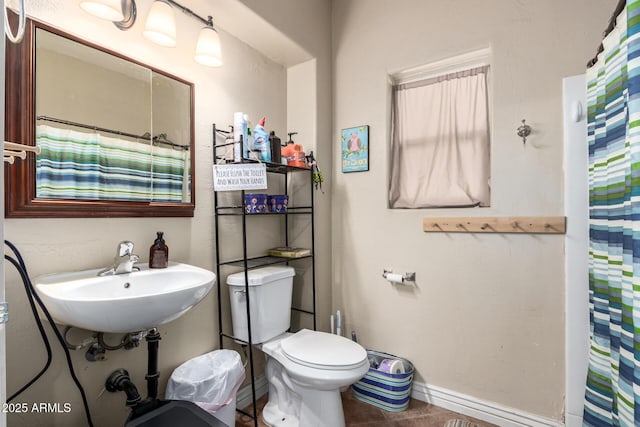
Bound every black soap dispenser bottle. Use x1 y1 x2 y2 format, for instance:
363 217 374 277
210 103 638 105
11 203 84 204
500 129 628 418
149 231 168 269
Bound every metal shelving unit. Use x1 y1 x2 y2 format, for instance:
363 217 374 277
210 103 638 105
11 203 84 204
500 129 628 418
212 124 317 427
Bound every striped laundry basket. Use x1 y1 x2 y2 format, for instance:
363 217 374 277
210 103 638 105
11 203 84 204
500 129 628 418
351 350 414 412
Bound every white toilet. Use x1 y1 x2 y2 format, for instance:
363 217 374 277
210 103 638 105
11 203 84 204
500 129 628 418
227 266 369 427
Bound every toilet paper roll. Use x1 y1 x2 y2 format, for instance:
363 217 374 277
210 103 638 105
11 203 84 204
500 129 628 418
386 273 404 284
377 359 405 374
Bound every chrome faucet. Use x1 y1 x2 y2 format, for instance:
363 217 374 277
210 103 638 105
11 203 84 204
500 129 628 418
98 241 140 276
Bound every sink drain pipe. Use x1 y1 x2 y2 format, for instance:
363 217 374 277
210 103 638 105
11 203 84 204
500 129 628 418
106 327 164 420
106 369 141 407
145 328 161 400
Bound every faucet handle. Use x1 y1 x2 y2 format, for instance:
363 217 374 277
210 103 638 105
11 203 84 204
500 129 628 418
117 241 135 257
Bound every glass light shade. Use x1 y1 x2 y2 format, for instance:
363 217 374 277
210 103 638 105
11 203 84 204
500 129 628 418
195 26 223 67
80 0 124 21
143 0 176 47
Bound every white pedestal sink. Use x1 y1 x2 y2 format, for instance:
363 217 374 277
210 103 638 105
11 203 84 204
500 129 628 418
34 262 216 333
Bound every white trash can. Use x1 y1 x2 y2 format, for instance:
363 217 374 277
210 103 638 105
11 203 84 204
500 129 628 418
166 350 246 427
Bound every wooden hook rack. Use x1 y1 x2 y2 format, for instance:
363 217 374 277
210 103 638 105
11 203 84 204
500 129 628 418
422 216 566 234
3 141 41 164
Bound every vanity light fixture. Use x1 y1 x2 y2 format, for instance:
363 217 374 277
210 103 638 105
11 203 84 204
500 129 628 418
143 0 177 47
145 0 223 67
79 0 137 30
194 17 223 67
80 0 223 67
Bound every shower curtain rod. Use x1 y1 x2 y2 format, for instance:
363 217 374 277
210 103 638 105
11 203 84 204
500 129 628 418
36 115 189 150
587 0 626 68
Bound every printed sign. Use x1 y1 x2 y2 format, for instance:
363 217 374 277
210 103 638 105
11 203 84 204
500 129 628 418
213 163 268 191
341 125 369 172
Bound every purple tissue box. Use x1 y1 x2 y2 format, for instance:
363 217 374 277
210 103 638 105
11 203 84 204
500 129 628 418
269 195 289 213
245 193 268 214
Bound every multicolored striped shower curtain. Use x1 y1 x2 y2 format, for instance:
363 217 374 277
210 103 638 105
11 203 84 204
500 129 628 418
36 124 188 202
584 1 640 425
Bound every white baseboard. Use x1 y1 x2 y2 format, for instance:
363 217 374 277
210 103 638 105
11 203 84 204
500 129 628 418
236 376 564 427
236 375 269 411
411 381 564 427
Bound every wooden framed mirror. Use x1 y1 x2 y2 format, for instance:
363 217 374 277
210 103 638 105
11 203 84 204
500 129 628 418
5 15 195 218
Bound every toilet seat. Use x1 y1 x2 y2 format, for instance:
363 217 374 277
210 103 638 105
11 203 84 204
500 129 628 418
280 329 367 370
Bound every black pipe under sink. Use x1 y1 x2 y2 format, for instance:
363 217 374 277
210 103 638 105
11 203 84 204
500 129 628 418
108 330 230 427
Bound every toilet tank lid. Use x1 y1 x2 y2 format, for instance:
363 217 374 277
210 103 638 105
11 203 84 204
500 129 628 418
226 266 295 287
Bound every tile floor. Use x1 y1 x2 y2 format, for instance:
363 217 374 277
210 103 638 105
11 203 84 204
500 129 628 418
235 389 496 426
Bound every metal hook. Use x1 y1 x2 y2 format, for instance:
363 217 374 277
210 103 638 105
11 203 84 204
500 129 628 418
517 119 532 143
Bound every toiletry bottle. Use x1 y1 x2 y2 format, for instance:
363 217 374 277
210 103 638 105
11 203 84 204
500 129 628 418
234 135 243 163
246 117 257 160
253 117 271 162
269 131 281 164
282 132 298 166
149 231 168 268
242 114 251 158
283 132 306 168
234 112 248 158
292 144 307 168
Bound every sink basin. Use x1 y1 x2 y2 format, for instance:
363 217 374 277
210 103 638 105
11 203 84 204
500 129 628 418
34 262 216 333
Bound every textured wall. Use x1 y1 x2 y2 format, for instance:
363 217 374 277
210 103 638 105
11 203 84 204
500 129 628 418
4 1 287 426
2 0 615 424
331 0 615 420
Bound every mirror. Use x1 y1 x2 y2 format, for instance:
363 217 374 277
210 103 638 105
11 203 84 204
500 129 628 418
5 16 195 217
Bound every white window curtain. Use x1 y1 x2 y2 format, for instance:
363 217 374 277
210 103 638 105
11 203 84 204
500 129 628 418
389 65 490 208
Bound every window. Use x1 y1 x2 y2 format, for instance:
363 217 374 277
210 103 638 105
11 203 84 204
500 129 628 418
389 50 491 208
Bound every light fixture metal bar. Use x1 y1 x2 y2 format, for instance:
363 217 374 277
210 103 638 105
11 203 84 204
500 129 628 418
163 0 212 27
114 0 137 30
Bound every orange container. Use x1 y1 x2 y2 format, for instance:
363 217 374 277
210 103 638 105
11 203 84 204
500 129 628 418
281 143 295 164
282 143 306 168
282 132 308 168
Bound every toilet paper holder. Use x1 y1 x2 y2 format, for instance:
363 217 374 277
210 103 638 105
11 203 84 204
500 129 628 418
382 269 416 284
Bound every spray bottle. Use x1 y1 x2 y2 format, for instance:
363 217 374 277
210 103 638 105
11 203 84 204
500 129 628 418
253 117 271 162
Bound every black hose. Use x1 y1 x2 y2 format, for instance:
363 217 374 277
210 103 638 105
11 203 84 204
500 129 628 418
4 255 52 402
4 240 95 427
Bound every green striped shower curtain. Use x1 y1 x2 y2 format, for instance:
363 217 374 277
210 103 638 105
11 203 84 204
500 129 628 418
584 1 640 426
36 124 187 202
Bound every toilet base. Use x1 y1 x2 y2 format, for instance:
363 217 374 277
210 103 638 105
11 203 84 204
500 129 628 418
262 389 346 427
257 330 370 427
262 357 346 427
262 400 299 427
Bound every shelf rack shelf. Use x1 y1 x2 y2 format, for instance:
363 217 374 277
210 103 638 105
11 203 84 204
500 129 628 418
212 123 317 427
218 254 313 269
215 207 313 215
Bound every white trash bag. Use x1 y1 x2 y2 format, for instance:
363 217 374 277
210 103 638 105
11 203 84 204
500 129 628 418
166 349 246 413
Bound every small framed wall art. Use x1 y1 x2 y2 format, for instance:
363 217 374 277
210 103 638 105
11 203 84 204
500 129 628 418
341 125 369 172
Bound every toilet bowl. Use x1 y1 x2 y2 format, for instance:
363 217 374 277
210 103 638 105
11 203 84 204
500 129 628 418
226 267 370 427
260 329 369 427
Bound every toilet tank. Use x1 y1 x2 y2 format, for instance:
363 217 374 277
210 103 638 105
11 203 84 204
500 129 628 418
227 266 295 344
